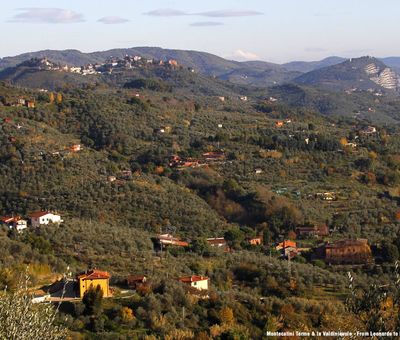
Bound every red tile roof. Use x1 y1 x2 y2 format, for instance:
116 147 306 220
77 269 110 280
178 275 209 283
29 211 51 218
0 216 21 223
157 234 189 247
276 240 297 250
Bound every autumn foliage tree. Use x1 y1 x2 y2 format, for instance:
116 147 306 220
49 92 55 104
219 306 235 326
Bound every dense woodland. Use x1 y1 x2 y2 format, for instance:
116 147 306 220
1 58 400 339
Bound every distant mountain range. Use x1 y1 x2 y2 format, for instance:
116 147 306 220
0 47 297 87
294 56 400 92
1 47 400 93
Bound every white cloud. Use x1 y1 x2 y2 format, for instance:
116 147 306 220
98 16 129 24
232 49 260 61
144 8 263 18
196 10 263 17
9 8 85 24
144 9 188 17
190 21 224 27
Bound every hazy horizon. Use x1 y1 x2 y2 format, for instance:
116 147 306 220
1 0 400 63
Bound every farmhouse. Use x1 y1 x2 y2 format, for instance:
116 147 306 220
276 240 296 251
276 240 298 259
29 211 63 228
169 155 202 169
324 239 373 265
77 269 111 298
206 237 226 248
178 276 209 291
206 237 230 252
152 233 189 251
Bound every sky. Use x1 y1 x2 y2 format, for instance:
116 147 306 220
0 0 399 63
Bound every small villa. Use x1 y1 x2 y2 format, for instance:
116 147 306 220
151 233 189 251
77 269 111 298
29 211 63 228
178 275 209 291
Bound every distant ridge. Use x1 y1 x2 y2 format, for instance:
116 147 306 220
0 47 298 87
1 47 400 88
282 57 346 73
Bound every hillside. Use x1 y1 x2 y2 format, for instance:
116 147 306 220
0 47 297 87
0 57 253 97
294 56 400 92
266 83 400 123
3 48 400 92
1 57 400 338
0 58 98 90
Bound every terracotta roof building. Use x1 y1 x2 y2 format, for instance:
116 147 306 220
76 269 111 298
276 240 297 251
151 233 189 251
178 275 209 291
29 211 63 228
324 239 373 265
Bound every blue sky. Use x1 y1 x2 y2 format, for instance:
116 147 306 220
1 0 399 63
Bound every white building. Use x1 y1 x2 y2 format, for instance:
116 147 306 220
178 276 209 291
29 211 63 228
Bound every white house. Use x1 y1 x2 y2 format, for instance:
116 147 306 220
178 276 209 291
29 211 63 228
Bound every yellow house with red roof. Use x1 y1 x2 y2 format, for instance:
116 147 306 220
77 270 111 298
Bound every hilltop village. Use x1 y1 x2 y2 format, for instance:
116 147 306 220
1 51 400 338
20 55 184 76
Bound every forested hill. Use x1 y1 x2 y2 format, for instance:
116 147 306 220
294 56 400 92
